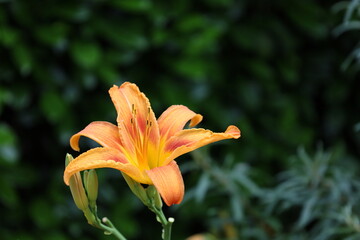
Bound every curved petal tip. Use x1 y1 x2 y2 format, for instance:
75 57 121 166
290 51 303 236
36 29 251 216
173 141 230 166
189 114 203 127
225 125 241 139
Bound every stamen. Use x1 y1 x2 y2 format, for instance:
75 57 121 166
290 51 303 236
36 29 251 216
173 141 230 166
129 103 155 169
130 103 146 168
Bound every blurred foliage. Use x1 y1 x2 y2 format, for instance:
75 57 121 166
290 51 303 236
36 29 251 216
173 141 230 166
0 0 360 239
333 0 360 70
264 146 360 240
183 147 360 240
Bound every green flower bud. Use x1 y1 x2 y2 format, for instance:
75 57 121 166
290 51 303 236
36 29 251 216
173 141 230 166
84 169 98 208
122 173 149 206
65 153 73 167
65 154 99 228
146 185 163 210
69 171 89 211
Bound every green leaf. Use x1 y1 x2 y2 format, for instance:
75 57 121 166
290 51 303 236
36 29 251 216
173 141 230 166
195 173 211 202
40 91 68 123
71 41 102 69
29 198 56 229
296 194 318 229
35 23 69 46
0 177 18 207
0 123 18 165
0 26 19 47
230 194 243 222
112 0 152 12
12 44 33 75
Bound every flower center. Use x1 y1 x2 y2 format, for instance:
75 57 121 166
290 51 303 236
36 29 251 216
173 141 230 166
129 104 154 170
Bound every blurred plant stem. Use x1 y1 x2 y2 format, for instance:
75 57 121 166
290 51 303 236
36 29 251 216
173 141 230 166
145 185 173 240
148 204 174 240
123 173 174 239
99 217 127 240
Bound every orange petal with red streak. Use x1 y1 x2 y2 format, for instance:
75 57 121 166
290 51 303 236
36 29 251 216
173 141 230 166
108 83 160 154
164 125 241 165
158 105 203 141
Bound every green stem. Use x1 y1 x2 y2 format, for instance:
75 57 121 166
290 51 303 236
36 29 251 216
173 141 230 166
151 207 174 240
164 217 174 240
100 217 127 240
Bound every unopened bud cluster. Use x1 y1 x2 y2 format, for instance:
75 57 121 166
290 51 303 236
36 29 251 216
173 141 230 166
65 153 100 227
122 173 163 211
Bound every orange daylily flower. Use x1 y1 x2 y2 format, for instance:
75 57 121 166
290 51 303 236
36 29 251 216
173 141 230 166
64 82 240 206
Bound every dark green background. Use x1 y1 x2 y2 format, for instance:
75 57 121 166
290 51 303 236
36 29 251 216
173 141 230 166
1 0 360 239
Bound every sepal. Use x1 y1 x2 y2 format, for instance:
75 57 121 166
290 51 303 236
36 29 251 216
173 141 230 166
146 185 163 210
122 173 149 206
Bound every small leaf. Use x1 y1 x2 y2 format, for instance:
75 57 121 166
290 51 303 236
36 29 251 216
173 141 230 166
230 194 243 222
195 173 211 203
0 123 18 165
296 194 318 229
12 44 33 75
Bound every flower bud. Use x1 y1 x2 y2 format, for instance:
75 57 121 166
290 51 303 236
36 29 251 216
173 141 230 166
69 171 89 211
84 169 98 208
66 153 89 211
65 154 99 228
146 185 163 210
65 153 73 167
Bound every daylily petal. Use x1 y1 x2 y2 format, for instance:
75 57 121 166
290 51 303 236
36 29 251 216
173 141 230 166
70 121 122 151
146 161 184 206
158 105 203 141
64 147 152 186
108 83 160 165
163 125 241 165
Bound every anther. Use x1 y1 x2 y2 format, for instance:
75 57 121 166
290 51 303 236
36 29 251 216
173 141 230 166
132 104 137 115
